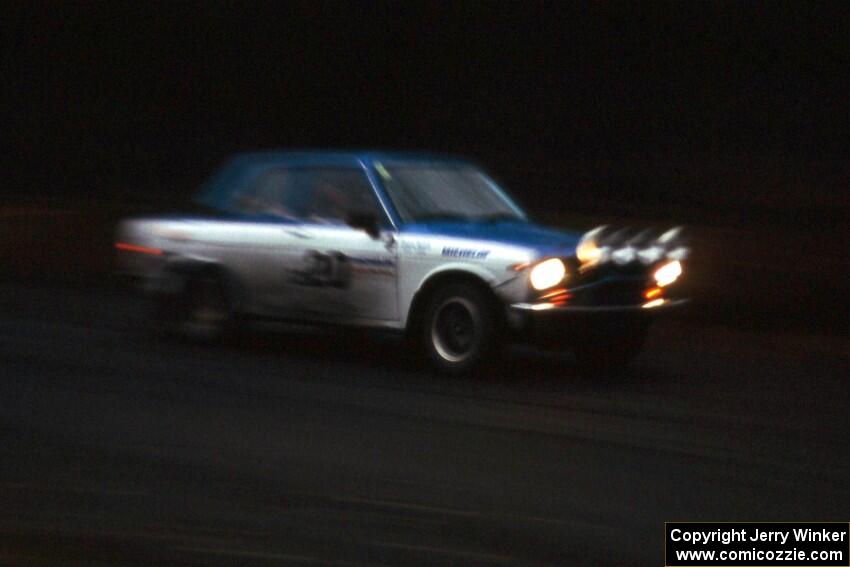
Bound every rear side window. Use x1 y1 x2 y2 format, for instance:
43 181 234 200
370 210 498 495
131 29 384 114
230 168 300 220
300 168 387 225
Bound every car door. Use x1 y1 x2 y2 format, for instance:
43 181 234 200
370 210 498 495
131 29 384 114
221 166 309 315
283 166 399 323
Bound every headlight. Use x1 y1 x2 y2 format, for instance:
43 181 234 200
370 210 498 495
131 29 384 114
653 260 682 287
530 258 566 290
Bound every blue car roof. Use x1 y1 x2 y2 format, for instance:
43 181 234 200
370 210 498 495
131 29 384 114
224 149 476 167
195 149 481 211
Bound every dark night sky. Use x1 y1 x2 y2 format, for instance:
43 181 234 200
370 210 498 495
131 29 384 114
2 2 847 222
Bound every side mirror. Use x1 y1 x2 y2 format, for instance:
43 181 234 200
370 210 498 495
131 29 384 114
346 211 381 239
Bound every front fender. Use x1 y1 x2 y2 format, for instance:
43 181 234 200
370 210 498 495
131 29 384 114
416 262 502 292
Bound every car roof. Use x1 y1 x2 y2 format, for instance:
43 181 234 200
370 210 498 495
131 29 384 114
224 149 477 168
195 149 482 212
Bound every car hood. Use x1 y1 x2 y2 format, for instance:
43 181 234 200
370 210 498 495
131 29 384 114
401 220 583 256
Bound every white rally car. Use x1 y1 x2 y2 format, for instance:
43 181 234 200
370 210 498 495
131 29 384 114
115 151 687 373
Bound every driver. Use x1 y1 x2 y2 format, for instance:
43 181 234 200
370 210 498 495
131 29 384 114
309 181 351 224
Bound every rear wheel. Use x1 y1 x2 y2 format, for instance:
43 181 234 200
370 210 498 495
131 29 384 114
159 272 233 343
421 283 500 374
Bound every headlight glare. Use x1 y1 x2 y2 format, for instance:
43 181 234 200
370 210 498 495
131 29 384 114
576 239 602 265
653 260 682 287
530 258 566 290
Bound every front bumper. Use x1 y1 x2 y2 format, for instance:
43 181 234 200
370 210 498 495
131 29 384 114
510 298 688 313
506 298 688 347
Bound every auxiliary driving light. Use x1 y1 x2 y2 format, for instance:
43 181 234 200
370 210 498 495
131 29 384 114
576 226 608 267
576 239 602 264
530 258 566 290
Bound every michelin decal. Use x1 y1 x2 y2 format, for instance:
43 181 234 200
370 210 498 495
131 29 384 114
441 247 490 260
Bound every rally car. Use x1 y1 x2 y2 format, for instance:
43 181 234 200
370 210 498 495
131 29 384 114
115 151 687 373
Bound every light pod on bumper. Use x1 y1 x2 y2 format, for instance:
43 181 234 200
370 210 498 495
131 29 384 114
530 258 566 290
576 225 606 266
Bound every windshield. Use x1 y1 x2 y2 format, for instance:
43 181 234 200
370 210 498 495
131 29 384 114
378 164 527 223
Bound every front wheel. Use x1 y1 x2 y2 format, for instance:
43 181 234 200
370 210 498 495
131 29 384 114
421 283 500 374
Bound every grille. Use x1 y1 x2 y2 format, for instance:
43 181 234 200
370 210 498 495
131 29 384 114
571 278 647 306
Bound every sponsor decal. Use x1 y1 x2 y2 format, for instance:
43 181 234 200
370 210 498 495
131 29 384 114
442 246 490 260
400 241 431 255
349 255 395 277
375 162 392 180
290 250 352 289
289 250 394 288
349 256 395 268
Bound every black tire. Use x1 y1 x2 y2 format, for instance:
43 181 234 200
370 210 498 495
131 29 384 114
573 325 648 375
161 271 234 343
421 283 500 374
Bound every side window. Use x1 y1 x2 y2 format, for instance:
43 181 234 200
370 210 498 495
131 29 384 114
230 168 299 219
302 168 386 225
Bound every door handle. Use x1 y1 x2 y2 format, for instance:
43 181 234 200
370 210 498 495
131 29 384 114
284 228 310 239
